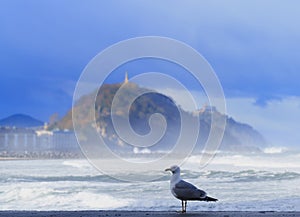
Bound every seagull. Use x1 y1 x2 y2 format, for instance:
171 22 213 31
165 165 218 213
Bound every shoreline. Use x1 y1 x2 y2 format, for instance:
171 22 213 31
0 157 83 161
0 211 299 217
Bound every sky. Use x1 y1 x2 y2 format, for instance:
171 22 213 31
1 0 300 148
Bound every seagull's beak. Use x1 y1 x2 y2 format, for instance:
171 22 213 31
165 168 171 172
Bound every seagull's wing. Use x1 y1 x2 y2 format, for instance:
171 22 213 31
173 180 207 200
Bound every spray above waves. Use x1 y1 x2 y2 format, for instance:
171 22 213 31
185 150 300 171
263 146 288 154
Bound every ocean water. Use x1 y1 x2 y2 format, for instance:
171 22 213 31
0 151 300 211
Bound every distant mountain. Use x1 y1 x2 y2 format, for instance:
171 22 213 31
53 82 266 153
0 114 44 128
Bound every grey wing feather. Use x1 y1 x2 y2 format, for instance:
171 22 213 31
173 180 207 200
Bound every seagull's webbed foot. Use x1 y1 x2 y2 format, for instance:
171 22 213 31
176 210 186 213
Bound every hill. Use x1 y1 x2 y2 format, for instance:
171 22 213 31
0 114 44 128
54 82 266 153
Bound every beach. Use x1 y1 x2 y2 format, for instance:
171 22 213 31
1 158 300 212
0 211 299 217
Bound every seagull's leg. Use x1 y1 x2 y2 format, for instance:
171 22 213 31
184 201 187 213
181 200 184 213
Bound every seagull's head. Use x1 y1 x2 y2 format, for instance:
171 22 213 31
165 165 180 174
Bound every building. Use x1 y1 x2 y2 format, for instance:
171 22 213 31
0 127 37 153
124 71 129 83
0 127 80 155
52 130 79 152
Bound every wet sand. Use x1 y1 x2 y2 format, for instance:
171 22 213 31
0 211 299 217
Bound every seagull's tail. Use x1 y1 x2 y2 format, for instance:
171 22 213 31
202 196 218 202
